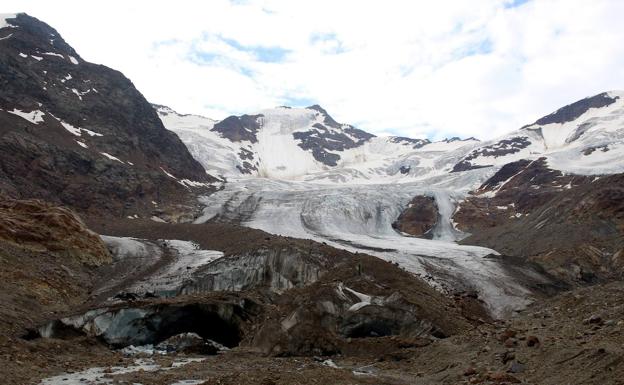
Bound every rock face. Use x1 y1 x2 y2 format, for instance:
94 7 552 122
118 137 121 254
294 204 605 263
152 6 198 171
388 136 431 149
454 158 589 231
212 114 263 143
452 136 532 172
0 14 215 218
293 104 375 166
392 195 438 238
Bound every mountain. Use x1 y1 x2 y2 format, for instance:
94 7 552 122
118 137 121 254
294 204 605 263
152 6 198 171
167 91 624 307
426 91 624 284
451 91 624 174
158 91 624 187
0 13 217 220
155 103 480 182
455 160 624 284
152 91 624 311
3 12 624 385
0 14 491 384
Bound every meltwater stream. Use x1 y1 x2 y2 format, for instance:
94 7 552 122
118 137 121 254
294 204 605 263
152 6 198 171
197 178 532 317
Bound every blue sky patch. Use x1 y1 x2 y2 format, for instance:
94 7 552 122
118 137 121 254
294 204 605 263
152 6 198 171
452 38 494 60
281 96 318 108
504 0 530 9
222 37 291 63
310 32 347 54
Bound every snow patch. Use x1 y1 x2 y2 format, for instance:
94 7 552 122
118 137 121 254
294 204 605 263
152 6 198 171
321 359 339 369
7 108 45 124
42 51 64 58
55 116 103 137
161 167 176 179
100 236 153 260
38 357 205 385
101 152 125 164
71 88 85 100
160 167 218 189
170 380 206 385
104 237 223 295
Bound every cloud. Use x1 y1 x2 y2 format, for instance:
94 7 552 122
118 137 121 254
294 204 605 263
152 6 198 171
4 0 624 140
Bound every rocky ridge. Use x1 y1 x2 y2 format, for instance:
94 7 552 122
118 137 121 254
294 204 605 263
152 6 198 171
0 14 217 219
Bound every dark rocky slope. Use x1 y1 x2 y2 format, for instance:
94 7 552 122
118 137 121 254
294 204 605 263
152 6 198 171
454 159 624 284
0 14 216 219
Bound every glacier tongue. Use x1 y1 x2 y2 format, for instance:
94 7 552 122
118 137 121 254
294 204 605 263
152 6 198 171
196 178 533 318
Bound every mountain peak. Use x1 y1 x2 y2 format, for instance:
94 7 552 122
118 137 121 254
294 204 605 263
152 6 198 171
0 13 82 61
305 104 328 113
442 136 480 143
531 91 621 127
0 13 215 217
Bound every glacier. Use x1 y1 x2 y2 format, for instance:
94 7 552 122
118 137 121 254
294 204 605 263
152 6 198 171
195 178 534 317
157 91 624 317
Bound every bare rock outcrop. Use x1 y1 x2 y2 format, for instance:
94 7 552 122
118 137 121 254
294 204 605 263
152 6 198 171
392 195 438 238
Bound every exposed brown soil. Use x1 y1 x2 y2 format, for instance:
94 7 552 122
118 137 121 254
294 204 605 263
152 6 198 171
0 198 120 384
0 198 111 337
0 198 110 265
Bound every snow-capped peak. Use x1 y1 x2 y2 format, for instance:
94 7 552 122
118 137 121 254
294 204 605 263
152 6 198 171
156 103 482 183
452 90 624 175
520 91 622 150
156 91 624 184
156 103 379 180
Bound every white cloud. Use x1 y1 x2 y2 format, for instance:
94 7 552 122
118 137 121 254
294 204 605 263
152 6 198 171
4 0 624 140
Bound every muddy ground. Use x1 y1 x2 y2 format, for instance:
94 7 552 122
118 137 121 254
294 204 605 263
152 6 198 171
2 281 622 385
2 209 623 384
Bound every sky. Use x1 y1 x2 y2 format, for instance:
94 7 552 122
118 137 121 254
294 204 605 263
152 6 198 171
3 0 624 140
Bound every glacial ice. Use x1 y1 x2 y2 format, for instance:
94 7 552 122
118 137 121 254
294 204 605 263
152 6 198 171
196 177 533 317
